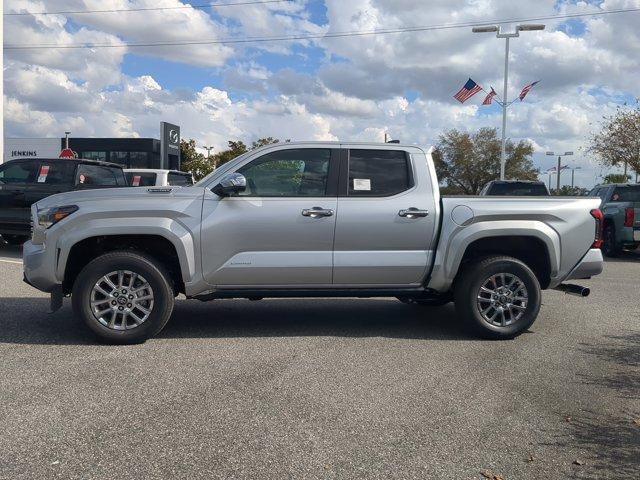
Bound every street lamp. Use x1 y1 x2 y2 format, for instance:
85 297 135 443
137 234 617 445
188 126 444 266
64 131 71 149
473 23 545 181
566 166 582 188
546 151 573 193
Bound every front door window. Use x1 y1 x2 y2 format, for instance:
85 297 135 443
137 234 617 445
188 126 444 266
237 149 331 197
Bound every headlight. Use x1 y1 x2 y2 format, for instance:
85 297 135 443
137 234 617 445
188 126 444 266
37 205 79 228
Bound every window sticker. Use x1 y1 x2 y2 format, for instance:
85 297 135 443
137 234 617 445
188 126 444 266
132 175 141 187
353 178 371 191
79 174 86 184
37 165 50 183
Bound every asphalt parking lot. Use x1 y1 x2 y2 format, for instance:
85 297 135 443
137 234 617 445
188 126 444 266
0 244 638 480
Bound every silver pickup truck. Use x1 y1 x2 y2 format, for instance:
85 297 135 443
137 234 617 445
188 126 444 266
23 142 604 344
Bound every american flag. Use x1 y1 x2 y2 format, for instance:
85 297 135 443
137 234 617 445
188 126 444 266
482 87 497 105
547 165 568 172
454 78 482 103
519 81 540 101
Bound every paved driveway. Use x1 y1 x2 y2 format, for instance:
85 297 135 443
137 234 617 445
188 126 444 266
1 244 639 479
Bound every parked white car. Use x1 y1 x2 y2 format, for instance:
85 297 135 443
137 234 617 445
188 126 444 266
124 169 194 187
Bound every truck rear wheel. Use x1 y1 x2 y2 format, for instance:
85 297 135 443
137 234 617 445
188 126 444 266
72 251 175 344
454 256 541 339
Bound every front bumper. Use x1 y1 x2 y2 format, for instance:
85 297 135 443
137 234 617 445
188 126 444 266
22 240 60 293
565 248 603 281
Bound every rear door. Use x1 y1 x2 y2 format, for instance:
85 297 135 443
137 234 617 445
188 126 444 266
0 160 40 233
333 147 438 286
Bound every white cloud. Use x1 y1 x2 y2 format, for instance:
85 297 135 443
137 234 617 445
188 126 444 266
4 0 640 187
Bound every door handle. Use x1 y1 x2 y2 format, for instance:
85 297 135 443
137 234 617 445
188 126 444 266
399 208 429 218
302 207 334 218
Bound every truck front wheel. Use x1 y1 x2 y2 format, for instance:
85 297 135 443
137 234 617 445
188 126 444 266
72 251 175 344
454 256 541 339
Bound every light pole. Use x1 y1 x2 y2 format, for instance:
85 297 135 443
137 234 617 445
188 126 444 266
64 131 71 149
203 145 214 168
567 166 582 188
472 23 545 180
546 151 573 193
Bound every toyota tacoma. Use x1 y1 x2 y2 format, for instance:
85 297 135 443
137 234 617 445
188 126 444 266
23 142 604 343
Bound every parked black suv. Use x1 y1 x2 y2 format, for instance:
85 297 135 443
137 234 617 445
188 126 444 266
480 180 550 196
0 158 127 245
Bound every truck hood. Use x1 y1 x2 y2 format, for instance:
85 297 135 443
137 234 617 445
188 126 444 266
35 186 205 210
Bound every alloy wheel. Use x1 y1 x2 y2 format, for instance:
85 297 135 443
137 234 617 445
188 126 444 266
90 270 155 330
476 273 528 327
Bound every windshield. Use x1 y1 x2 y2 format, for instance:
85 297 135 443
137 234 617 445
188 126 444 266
488 183 549 196
612 185 640 202
194 150 253 187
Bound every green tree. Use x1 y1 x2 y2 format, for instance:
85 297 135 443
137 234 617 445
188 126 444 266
432 128 538 195
180 137 284 179
589 103 640 178
602 173 631 184
551 185 589 196
213 141 248 168
180 139 213 180
251 137 280 149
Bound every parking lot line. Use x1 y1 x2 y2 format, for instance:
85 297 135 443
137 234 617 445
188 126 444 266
0 259 22 265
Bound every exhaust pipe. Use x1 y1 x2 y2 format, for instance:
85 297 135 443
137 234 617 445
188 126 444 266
554 283 590 297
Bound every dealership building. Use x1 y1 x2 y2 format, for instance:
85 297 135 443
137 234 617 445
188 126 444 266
2 122 181 169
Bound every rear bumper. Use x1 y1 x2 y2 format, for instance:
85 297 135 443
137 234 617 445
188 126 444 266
22 240 60 293
565 248 603 281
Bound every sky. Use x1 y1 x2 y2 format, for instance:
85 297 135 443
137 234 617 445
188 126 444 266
3 0 640 188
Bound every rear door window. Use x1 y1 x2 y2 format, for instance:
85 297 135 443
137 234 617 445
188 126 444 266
0 161 39 184
76 164 122 187
612 185 640 202
347 149 412 196
167 172 193 186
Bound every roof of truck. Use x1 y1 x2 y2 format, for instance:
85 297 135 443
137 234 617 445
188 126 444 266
6 157 123 169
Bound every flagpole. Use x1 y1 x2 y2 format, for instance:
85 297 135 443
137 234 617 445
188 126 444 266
472 23 545 181
499 36 510 181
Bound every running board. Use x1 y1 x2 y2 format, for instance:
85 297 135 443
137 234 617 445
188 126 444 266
190 287 434 301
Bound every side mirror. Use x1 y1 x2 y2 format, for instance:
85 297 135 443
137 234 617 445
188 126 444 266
212 172 246 197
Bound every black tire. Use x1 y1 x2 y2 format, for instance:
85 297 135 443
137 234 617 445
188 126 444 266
397 296 452 307
72 251 175 344
454 256 541 339
2 234 29 246
602 225 621 257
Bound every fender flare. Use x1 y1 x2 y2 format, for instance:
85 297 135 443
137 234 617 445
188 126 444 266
55 217 197 284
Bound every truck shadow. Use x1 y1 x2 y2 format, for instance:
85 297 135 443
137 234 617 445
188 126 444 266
0 297 473 345
603 249 640 263
0 242 23 260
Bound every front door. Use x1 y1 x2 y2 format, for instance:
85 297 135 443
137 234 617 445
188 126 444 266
201 147 339 287
333 147 438 286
